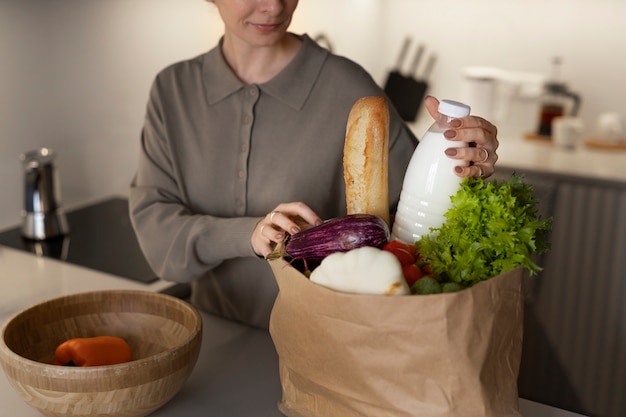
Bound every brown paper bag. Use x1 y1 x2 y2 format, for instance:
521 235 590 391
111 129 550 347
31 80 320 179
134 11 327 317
268 258 524 417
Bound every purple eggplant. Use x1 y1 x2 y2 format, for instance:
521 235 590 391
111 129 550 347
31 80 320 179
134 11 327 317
284 214 390 265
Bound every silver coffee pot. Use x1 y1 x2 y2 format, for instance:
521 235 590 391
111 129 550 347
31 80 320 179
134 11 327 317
20 148 69 240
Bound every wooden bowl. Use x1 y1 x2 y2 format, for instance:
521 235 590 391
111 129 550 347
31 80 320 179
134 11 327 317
0 290 202 417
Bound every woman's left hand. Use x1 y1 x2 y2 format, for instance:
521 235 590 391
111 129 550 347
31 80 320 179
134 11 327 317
425 95 499 178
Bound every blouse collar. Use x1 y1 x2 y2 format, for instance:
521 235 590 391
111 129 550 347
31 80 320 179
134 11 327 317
203 34 328 111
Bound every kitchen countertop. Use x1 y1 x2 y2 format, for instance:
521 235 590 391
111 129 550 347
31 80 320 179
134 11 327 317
0 245 589 417
0 245 172 322
496 135 626 183
408 122 626 184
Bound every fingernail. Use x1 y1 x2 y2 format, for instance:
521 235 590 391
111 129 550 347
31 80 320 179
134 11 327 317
445 148 457 156
450 119 462 128
444 130 457 139
454 166 463 174
290 227 301 234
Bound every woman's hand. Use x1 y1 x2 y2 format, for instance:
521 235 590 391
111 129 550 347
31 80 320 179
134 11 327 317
252 202 323 258
424 95 499 178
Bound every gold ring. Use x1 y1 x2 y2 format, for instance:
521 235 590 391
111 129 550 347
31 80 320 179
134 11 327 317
270 211 280 222
478 148 489 163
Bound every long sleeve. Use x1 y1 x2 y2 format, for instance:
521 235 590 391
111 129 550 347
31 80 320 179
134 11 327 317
130 75 261 283
129 35 417 328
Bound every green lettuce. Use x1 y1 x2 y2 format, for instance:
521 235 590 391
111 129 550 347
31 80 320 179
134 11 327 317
416 174 552 286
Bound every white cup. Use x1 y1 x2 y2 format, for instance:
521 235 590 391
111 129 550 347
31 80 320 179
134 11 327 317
596 112 624 143
552 116 584 149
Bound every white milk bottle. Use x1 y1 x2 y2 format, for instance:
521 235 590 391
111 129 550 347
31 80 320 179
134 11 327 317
392 99 471 244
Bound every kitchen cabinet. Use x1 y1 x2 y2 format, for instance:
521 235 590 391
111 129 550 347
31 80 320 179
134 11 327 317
490 140 626 417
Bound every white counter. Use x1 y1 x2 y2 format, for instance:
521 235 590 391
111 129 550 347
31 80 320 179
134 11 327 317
0 245 588 417
496 135 626 183
408 120 626 184
0 246 172 322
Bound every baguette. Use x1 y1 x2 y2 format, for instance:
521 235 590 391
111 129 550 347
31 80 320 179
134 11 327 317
343 96 390 226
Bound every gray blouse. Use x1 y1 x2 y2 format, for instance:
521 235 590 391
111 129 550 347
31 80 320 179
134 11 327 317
130 34 417 328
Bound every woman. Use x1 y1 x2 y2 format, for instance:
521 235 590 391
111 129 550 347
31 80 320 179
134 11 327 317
130 0 499 328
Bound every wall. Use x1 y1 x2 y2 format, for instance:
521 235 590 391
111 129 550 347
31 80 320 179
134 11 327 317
381 0 626 137
0 0 220 228
1 0 625 230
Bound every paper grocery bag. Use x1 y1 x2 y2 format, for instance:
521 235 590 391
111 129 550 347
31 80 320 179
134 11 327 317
268 258 524 417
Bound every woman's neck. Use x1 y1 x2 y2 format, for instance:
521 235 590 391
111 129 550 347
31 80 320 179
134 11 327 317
221 33 302 85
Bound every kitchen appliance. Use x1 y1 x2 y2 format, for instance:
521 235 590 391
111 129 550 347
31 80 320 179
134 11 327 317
0 198 157 284
20 148 69 240
535 57 581 137
383 37 435 122
460 66 545 123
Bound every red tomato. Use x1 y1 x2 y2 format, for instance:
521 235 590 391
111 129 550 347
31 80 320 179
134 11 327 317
392 247 416 266
402 264 423 287
383 240 407 252
421 263 434 277
383 240 417 266
404 243 418 259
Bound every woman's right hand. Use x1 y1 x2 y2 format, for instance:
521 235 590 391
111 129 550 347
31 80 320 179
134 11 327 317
252 202 323 258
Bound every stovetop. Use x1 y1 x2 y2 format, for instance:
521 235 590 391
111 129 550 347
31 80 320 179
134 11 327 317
0 197 157 284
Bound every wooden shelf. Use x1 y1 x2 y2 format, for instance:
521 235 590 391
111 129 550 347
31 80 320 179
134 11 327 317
584 138 626 150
